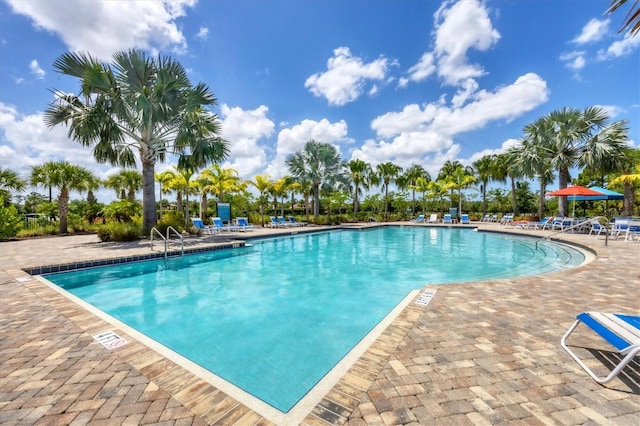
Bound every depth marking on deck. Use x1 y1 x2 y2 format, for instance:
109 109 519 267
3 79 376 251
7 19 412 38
416 289 437 306
93 330 128 350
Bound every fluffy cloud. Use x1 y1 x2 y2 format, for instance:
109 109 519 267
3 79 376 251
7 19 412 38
305 47 390 106
264 118 350 178
572 18 610 44
195 26 209 41
5 0 196 59
597 33 640 60
219 104 275 179
360 73 548 174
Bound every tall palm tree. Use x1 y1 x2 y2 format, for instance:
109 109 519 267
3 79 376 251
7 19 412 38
200 164 242 204
0 168 26 202
523 107 628 216
250 174 273 226
398 164 430 216
437 160 464 209
608 147 640 216
472 155 495 216
30 161 96 234
155 169 175 220
510 140 554 218
414 176 431 214
494 153 521 215
376 162 403 220
286 141 347 221
442 165 476 216
43 50 229 234
162 166 197 226
347 159 374 218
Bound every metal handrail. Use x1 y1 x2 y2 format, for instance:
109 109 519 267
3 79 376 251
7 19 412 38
150 227 166 252
538 216 610 248
166 226 184 258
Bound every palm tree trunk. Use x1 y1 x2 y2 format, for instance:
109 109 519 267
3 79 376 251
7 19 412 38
510 176 518 215
558 167 570 216
384 184 389 220
141 159 157 235
58 187 69 234
623 183 633 216
313 184 320 220
538 180 546 218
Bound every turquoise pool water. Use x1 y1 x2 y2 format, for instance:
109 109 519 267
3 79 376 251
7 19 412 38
44 227 584 412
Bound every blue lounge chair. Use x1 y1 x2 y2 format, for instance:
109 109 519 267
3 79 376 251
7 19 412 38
480 214 491 222
191 217 215 234
236 217 257 231
277 216 293 227
587 219 610 239
411 214 425 223
288 216 307 226
499 214 513 225
268 216 280 228
443 214 452 224
212 217 238 232
624 220 640 243
532 216 552 230
561 312 640 384
460 214 470 224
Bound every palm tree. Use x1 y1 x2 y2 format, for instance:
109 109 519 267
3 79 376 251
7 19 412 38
376 162 403 220
30 161 96 234
510 141 554 218
398 164 430 217
155 170 175 220
162 166 197 226
286 141 347 221
608 148 640 216
472 155 496 216
442 165 476 217
437 160 464 209
104 170 143 202
347 159 374 219
43 49 229 234
0 168 26 202
250 174 273 226
522 107 628 216
30 162 58 202
494 153 521 215
607 0 640 35
414 176 431 214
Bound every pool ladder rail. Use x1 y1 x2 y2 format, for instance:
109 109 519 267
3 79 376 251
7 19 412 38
536 216 611 249
150 226 184 259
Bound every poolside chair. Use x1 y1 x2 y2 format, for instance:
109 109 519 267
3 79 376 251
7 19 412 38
624 220 640 243
277 216 293 227
427 213 438 224
212 217 238 232
460 214 470 224
533 216 552 230
611 218 629 239
442 214 452 224
490 214 498 222
190 217 216 234
587 219 610 239
235 217 258 231
499 214 513 225
288 216 307 226
480 214 491 222
268 216 280 228
411 214 425 223
561 312 640 384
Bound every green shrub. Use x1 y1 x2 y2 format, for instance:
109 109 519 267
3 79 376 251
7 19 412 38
96 222 142 242
155 213 186 236
0 199 22 240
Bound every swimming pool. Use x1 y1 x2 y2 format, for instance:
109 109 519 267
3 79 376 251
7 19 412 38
43 227 584 413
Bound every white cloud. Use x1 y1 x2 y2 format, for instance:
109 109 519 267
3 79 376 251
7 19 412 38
572 18 610 44
4 0 196 60
361 73 548 173
597 33 640 60
432 0 500 86
405 52 436 83
559 50 587 72
264 118 351 179
305 47 390 106
29 59 45 79
465 138 520 164
219 104 275 179
0 102 115 192
195 26 209 40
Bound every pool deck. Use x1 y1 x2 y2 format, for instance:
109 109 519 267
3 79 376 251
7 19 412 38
1 222 639 425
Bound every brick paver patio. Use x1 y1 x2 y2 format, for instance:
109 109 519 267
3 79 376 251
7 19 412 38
1 223 638 425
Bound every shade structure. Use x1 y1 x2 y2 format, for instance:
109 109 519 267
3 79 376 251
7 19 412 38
570 186 624 201
546 185 605 197
546 185 606 217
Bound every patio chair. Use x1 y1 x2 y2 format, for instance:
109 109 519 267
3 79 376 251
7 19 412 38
532 217 552 230
288 216 307 226
561 312 640 384
235 217 258 231
499 214 513 225
442 214 453 224
277 216 293 227
460 214 470 224
624 220 640 243
411 214 425 223
190 217 216 234
587 219 610 239
480 213 491 222
212 217 238 232
427 213 438 223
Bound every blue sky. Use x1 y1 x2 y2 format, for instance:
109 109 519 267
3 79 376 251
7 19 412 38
1 0 638 202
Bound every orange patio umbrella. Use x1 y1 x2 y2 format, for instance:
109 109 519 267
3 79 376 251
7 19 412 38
546 185 606 216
